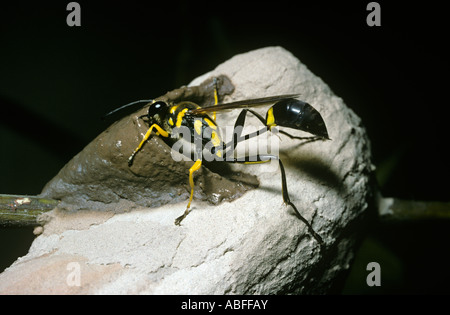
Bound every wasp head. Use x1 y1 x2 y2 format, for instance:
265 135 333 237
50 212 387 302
140 100 169 125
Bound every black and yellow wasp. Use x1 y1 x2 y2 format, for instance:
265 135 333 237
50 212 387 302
105 79 329 246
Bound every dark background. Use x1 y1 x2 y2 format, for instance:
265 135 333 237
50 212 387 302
0 1 448 293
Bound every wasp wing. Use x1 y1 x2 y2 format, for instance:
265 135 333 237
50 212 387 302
188 94 300 115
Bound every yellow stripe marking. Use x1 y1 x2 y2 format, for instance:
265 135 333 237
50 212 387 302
266 107 277 130
211 130 221 147
176 108 189 128
168 117 174 126
204 118 217 130
170 104 180 114
194 119 202 135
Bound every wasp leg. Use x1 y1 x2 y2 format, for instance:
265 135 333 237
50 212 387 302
279 130 324 142
220 110 324 247
277 159 325 248
128 123 169 166
224 109 320 156
223 109 269 159
227 154 324 248
175 159 202 225
212 77 219 121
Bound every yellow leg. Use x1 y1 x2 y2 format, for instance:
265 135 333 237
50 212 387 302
175 159 202 225
128 123 169 166
212 77 219 121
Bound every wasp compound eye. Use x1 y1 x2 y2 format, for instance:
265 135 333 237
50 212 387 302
148 101 168 116
146 101 169 122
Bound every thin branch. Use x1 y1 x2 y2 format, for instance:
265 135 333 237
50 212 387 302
0 194 59 227
378 197 450 221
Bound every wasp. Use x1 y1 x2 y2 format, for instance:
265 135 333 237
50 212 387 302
105 79 330 246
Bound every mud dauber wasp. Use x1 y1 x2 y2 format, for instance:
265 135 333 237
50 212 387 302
105 78 330 246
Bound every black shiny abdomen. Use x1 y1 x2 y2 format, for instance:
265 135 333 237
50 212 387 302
270 98 329 139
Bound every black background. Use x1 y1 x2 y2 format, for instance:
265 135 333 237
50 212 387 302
0 1 448 294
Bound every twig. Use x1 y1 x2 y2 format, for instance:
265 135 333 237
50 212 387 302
378 196 450 221
2 192 449 227
0 194 59 227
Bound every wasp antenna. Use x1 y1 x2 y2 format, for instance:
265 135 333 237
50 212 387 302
102 99 153 119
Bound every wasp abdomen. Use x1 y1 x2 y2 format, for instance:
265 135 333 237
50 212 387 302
267 98 329 139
